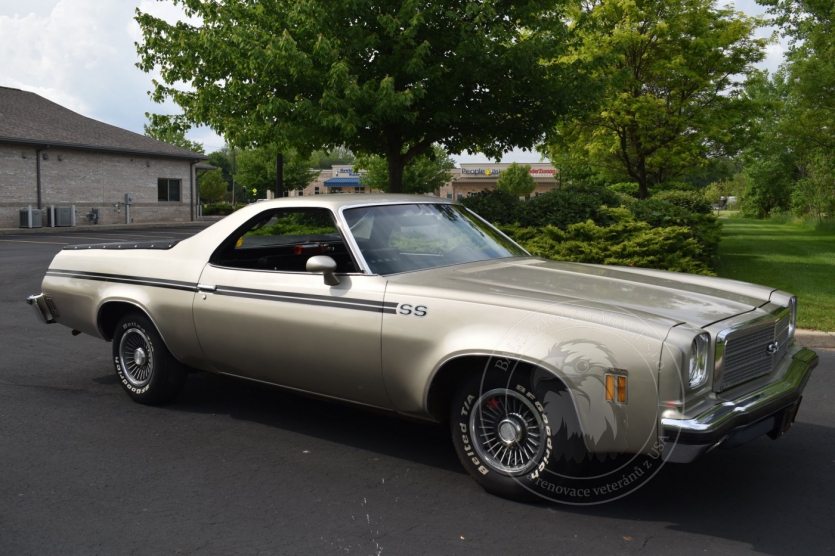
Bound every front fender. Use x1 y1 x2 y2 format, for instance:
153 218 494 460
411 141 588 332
382 297 669 455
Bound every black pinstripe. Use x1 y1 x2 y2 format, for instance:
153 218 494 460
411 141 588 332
45 269 395 314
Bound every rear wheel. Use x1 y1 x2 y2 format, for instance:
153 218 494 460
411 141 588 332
112 312 187 405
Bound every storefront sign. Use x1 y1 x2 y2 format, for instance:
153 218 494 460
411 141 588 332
460 167 556 176
337 168 362 177
461 168 501 176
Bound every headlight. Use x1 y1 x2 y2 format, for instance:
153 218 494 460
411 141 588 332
688 333 710 388
788 296 797 337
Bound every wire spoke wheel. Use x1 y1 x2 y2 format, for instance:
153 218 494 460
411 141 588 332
118 327 154 388
469 388 546 476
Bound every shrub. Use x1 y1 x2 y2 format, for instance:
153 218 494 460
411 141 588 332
627 199 721 266
650 181 697 193
202 203 237 216
518 184 624 229
463 184 721 273
650 190 713 214
501 208 715 275
460 189 522 225
608 182 640 198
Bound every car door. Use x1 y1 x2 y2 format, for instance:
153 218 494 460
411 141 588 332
192 206 392 409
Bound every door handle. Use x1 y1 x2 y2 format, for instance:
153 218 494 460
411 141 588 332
197 283 217 292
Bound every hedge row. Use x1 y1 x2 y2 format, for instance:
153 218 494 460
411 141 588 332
462 186 719 275
202 203 238 216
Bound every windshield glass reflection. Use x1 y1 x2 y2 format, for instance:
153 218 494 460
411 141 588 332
343 203 527 275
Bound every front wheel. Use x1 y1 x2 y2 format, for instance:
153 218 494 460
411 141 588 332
112 312 187 405
451 369 556 501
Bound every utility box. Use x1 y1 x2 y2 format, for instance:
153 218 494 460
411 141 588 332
125 193 133 205
57 207 72 226
19 208 43 228
44 207 72 228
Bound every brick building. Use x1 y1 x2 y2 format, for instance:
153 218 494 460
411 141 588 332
290 162 560 198
290 165 379 196
440 162 560 200
0 86 207 228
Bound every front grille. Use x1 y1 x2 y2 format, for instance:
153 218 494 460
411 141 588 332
717 314 791 391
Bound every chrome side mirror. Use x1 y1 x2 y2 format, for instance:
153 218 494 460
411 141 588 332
306 255 340 286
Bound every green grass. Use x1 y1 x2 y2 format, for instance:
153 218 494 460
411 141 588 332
716 218 835 331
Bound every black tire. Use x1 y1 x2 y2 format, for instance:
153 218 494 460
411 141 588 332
112 312 187 405
450 366 580 502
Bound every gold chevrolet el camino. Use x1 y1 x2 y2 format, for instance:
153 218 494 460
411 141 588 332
28 194 818 501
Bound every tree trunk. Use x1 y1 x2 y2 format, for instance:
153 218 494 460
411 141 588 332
387 144 405 194
637 158 649 199
637 179 649 200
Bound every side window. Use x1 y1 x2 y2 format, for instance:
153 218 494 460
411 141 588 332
158 178 181 202
211 208 356 273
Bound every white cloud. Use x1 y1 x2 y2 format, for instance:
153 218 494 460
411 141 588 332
0 0 202 141
454 148 545 165
0 0 792 159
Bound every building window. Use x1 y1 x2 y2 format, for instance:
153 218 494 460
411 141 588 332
158 178 181 202
314 186 320 195
446 193 453 199
457 192 463 199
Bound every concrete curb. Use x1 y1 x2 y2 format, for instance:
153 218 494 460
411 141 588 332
796 329 835 349
0 219 221 235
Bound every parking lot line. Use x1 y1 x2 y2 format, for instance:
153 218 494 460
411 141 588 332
0 239 69 245
0 235 175 242
140 231 204 236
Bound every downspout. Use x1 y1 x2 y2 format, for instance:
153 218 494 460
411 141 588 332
194 166 210 219
190 160 197 222
35 146 48 209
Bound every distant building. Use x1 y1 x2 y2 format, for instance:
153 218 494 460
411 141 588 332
290 165 378 196
441 163 560 200
0 86 207 228
291 162 560 198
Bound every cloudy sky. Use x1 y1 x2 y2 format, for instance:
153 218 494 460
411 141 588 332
0 0 785 163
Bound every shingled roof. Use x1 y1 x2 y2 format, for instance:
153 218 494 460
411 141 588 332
0 86 207 160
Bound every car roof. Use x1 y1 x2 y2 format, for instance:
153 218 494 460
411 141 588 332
252 193 456 210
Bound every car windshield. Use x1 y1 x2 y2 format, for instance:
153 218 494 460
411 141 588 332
342 203 528 275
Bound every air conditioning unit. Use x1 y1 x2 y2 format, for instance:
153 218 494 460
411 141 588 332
45 207 72 227
19 208 43 228
54 207 72 226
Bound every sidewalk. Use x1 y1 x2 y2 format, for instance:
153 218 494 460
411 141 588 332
0 217 223 235
796 329 835 349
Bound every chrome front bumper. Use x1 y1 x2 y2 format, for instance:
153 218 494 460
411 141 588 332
661 347 818 463
26 293 58 324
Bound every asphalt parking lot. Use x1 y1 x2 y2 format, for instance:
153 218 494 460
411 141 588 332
1 225 833 555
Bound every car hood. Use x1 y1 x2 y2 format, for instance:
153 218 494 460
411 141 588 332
385 258 776 328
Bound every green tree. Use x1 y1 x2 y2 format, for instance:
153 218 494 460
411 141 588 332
135 0 587 193
355 146 454 194
547 0 767 199
736 70 796 217
760 0 835 155
496 163 537 198
143 113 205 154
198 169 227 203
704 173 747 205
207 147 234 191
236 147 318 198
309 147 356 169
755 0 835 220
791 153 835 221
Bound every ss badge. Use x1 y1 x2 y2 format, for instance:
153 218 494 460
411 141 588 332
398 304 427 317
